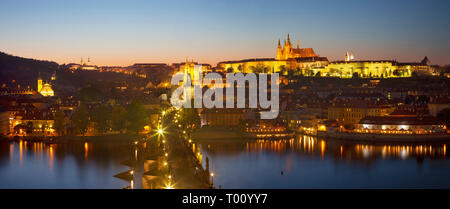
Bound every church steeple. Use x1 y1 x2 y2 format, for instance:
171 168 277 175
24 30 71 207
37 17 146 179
276 39 282 60
37 72 43 92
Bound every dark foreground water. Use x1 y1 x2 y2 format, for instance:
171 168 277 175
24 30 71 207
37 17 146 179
0 140 134 188
1 135 449 188
198 135 450 189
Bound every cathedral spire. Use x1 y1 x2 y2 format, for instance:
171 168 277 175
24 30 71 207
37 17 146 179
297 40 299 49
278 39 281 47
287 33 291 45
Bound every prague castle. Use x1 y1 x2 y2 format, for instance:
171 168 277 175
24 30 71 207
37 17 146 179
218 34 329 74
217 34 435 78
276 34 318 60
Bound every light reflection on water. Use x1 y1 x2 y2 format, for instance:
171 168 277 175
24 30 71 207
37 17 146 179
198 135 450 189
0 140 133 189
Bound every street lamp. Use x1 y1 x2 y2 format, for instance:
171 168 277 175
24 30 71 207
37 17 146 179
165 183 174 189
210 172 214 185
130 170 134 189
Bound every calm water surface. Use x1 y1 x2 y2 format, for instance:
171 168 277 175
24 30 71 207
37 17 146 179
1 135 449 188
198 135 450 189
0 140 134 188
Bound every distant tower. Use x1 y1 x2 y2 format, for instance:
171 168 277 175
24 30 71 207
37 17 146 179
345 52 350 62
297 40 299 49
37 73 43 92
350 52 354 60
276 39 282 60
80 57 83 65
421 56 430 65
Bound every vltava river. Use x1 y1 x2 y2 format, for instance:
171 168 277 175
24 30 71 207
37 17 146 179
0 140 134 188
1 135 449 188
198 135 450 189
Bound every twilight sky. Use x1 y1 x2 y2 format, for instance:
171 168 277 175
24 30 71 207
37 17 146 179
1 0 449 66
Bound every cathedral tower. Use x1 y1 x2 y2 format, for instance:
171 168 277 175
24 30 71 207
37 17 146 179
276 39 282 60
37 73 43 92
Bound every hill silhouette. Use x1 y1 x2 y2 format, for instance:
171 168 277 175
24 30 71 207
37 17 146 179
0 51 59 84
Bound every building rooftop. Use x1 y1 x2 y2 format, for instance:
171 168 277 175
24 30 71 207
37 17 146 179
359 115 442 126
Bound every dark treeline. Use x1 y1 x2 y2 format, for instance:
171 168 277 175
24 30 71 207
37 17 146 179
54 99 149 136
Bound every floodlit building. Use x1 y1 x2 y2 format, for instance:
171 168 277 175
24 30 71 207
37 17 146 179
217 34 329 74
328 100 394 125
37 75 54 97
356 115 446 134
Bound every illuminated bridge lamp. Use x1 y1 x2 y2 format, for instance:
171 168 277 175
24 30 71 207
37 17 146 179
165 183 174 189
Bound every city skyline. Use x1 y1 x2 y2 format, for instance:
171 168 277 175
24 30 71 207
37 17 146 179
1 0 450 66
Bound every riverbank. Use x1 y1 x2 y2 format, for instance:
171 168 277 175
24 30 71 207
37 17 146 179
320 131 450 143
192 126 242 140
4 134 146 143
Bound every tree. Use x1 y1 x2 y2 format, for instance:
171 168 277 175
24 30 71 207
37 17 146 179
25 121 33 135
237 65 243 72
71 104 89 135
437 108 450 125
91 105 111 134
404 95 415 105
253 63 269 74
126 99 149 133
111 105 127 133
280 65 288 75
79 86 101 103
54 110 66 136
343 124 355 130
417 95 430 104
180 107 201 130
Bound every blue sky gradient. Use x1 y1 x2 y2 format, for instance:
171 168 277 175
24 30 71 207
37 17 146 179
1 0 449 66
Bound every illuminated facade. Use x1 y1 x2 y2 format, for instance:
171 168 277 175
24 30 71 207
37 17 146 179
179 59 211 84
328 101 394 125
217 34 328 74
39 83 54 97
317 56 434 78
356 115 446 134
37 76 54 97
200 108 244 126
217 35 433 78
276 34 318 60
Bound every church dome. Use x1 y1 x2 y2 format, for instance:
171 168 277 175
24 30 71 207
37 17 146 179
39 83 54 97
